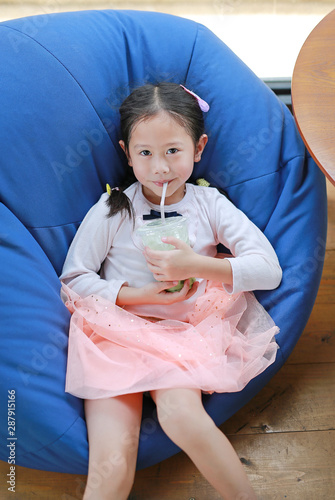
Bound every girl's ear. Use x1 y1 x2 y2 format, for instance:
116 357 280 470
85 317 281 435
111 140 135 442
119 140 133 166
194 134 208 162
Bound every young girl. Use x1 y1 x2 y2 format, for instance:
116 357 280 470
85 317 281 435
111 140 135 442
60 82 282 500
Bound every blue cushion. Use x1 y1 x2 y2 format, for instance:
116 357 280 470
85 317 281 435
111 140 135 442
0 10 327 473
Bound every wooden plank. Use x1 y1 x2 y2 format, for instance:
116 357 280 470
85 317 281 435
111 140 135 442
314 250 335 304
322 249 335 278
326 180 335 250
0 460 86 499
131 452 222 500
222 363 335 436
131 430 335 500
287 328 335 364
2 430 333 500
231 430 335 500
303 302 335 333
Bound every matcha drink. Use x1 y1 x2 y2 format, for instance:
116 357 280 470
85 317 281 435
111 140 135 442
137 216 195 292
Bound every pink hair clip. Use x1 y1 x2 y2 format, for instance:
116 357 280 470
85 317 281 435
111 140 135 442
180 85 210 112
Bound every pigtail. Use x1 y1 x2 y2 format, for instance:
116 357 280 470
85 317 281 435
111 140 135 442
105 188 134 219
105 164 136 219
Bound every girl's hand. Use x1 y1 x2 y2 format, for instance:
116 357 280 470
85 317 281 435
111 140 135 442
116 279 199 306
141 279 199 304
144 237 198 282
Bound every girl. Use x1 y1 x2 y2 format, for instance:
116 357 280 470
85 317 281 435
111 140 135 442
60 82 282 500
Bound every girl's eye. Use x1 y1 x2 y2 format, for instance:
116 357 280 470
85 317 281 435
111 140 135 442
167 148 178 154
140 150 151 156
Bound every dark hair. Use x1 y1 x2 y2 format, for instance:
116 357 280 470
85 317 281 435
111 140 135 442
106 82 206 218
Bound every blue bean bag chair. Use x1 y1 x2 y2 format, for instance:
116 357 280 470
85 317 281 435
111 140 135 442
0 10 327 473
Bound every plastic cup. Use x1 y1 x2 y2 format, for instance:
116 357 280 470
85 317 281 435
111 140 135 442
137 216 195 292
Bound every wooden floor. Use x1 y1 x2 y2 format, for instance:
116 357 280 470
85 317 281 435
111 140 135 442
1 180 334 499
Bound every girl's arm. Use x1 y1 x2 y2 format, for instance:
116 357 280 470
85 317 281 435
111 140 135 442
213 194 282 293
60 194 127 303
116 278 199 306
144 188 282 294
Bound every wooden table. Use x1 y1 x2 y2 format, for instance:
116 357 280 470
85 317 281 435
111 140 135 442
292 9 335 185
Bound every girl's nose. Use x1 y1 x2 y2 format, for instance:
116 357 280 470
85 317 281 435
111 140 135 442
153 158 170 174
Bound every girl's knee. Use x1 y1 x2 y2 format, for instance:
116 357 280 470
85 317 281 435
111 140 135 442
155 391 215 442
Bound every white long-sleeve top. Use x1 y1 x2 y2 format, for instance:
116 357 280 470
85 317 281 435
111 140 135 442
60 182 282 321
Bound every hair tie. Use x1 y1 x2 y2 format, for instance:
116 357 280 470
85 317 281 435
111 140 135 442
180 85 210 112
106 184 119 195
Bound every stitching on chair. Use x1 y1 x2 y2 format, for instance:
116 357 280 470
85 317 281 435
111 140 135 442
27 220 83 230
18 414 86 459
184 23 200 79
224 153 305 189
0 24 115 143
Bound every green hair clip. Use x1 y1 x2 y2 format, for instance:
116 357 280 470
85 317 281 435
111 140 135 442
196 178 210 187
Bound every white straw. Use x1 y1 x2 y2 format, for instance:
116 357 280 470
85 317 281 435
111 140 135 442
160 182 168 224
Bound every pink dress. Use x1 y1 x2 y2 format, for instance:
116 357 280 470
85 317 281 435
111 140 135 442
63 281 279 399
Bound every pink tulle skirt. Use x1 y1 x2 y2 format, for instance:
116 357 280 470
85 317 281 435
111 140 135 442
62 282 279 399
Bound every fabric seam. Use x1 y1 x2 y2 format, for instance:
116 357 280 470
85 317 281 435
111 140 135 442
0 24 114 142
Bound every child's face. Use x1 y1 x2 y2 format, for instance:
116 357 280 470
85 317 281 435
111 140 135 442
119 111 207 205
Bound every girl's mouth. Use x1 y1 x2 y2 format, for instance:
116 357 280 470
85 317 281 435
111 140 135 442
153 180 173 187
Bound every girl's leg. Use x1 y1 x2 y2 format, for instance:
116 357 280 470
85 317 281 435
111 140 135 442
151 388 256 500
83 393 143 500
